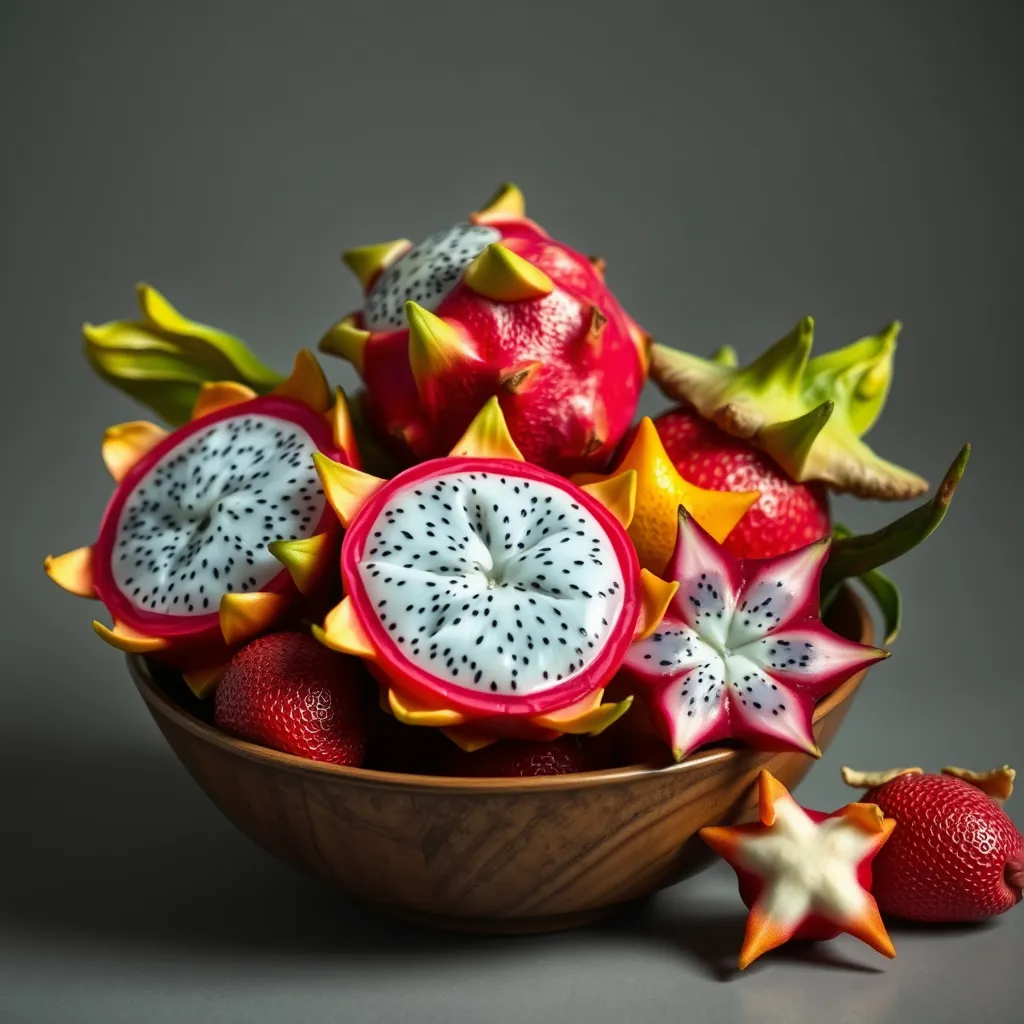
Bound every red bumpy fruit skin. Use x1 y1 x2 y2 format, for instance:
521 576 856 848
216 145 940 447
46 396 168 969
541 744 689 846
440 736 604 778
863 772 1024 922
214 632 368 766
653 407 831 559
348 215 647 476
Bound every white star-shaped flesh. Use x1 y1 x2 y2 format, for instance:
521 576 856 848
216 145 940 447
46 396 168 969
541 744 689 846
623 510 887 758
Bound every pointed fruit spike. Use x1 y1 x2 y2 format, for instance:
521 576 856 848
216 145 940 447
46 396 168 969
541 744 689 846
941 765 1015 804
840 802 889 834
191 381 258 421
388 688 467 727
44 546 97 598
710 344 739 368
738 906 795 970
758 769 791 826
841 766 923 789
101 421 169 481
136 283 189 331
475 182 526 219
586 305 608 350
314 596 376 658
580 469 637 529
440 725 499 752
273 348 332 413
183 663 228 699
342 239 412 290
327 387 359 462
318 316 370 375
406 301 478 396
219 592 288 646
588 255 607 278
93 620 169 654
462 243 554 302
499 361 543 394
312 453 385 528
744 316 815 394
636 569 679 640
268 533 332 595
448 396 524 461
756 400 835 479
842 899 896 960
530 694 633 736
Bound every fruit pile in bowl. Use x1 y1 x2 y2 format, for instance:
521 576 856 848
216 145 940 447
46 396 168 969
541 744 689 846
45 185 1010 941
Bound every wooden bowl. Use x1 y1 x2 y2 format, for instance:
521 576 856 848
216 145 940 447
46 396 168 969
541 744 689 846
130 587 874 934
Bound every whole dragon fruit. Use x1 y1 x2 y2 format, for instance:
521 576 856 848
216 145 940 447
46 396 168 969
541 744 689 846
310 397 675 750
44 351 359 695
319 183 648 475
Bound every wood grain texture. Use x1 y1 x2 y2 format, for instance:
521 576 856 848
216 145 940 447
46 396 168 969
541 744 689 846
129 587 874 934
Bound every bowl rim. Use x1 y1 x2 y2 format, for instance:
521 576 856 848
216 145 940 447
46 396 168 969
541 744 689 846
130 587 876 794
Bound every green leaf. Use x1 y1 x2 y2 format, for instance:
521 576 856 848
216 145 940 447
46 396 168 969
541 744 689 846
82 284 283 425
822 524 902 645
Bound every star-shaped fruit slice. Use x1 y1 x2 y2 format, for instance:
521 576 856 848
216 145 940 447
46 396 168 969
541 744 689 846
573 417 759 573
701 769 896 969
621 506 888 760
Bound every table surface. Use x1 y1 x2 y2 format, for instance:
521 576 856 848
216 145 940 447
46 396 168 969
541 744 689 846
3 1 1022 1021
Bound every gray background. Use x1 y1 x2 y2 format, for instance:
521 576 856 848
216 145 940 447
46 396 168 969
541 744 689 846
2 1 1021 1021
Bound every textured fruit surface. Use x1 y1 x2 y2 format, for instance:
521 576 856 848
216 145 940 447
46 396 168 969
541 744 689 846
621 507 887 760
314 401 648 750
654 407 830 559
321 186 647 475
214 632 368 765
863 772 1024 922
45 351 356 690
441 736 604 777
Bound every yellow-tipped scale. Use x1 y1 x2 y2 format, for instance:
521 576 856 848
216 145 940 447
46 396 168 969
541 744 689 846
462 243 553 302
388 688 468 728
44 546 97 598
101 421 169 482
406 301 479 397
326 387 358 459
273 349 332 413
579 470 637 530
314 596 376 658
319 315 370 375
219 592 288 647
342 239 412 291
531 693 634 736
447 396 524 461
183 664 229 699
636 569 679 641
312 453 385 528
474 182 526 220
191 381 257 420
93 620 169 654
269 533 332 595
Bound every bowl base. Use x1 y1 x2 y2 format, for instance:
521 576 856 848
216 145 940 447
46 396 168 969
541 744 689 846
373 899 640 935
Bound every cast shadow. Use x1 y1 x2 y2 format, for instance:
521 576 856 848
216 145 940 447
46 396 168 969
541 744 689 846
0 742 498 963
600 900 886 981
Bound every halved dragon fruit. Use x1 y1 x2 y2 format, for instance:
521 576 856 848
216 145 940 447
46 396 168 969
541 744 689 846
311 397 675 749
319 183 649 475
621 506 888 760
44 351 359 695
